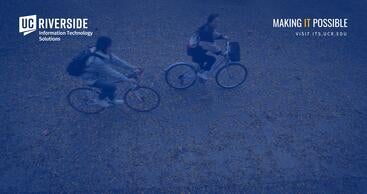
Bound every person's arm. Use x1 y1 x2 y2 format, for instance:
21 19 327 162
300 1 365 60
91 56 129 81
110 54 137 70
214 31 229 40
213 31 224 40
103 64 129 81
199 41 222 55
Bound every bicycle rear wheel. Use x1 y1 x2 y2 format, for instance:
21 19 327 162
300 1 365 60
215 63 248 89
124 86 160 112
67 87 105 114
165 63 197 89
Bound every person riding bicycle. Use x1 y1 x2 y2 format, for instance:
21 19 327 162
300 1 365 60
82 36 139 107
187 13 228 80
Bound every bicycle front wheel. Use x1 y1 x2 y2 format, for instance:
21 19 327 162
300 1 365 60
165 63 197 89
215 63 248 89
67 87 105 114
124 86 160 112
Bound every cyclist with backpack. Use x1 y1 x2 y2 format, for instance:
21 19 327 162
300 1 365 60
187 14 228 80
67 36 139 107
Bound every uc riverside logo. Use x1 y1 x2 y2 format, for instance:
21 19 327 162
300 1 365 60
18 15 93 41
19 15 37 36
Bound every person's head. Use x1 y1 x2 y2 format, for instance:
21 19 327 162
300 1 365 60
96 36 112 53
207 13 219 28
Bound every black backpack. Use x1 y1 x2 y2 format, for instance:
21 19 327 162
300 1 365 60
67 49 101 76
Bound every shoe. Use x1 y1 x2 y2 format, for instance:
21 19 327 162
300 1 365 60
197 71 209 80
94 99 111 108
112 99 124 105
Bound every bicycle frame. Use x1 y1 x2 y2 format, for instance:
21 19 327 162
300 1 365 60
205 40 231 73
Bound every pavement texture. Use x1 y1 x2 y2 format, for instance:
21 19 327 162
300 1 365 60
0 0 367 193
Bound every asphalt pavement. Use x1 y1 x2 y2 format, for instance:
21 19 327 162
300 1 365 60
0 0 367 192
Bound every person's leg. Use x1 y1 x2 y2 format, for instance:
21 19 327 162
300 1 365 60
192 55 205 70
195 60 206 72
196 54 216 80
92 80 116 101
202 54 216 71
191 47 208 71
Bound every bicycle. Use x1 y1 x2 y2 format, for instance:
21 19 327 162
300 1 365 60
164 41 248 89
67 69 160 114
